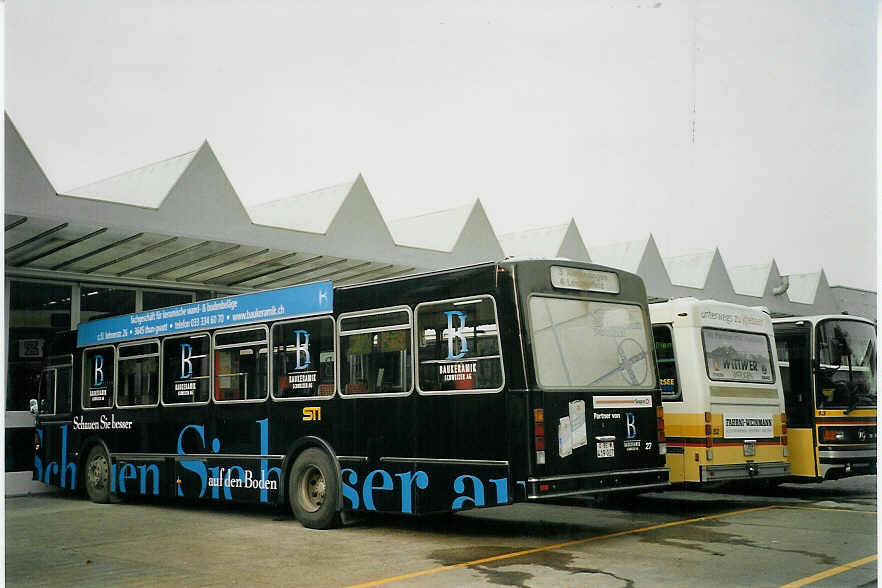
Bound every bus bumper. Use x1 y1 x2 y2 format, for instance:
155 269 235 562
700 461 790 483
526 467 669 500
819 446 877 480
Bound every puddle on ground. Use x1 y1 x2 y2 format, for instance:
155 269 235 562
639 518 837 565
428 546 635 587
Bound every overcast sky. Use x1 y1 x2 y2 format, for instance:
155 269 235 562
5 0 877 290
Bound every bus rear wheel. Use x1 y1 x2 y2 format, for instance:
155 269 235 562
84 445 111 504
288 448 341 529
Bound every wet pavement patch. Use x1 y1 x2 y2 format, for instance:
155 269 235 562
428 546 636 587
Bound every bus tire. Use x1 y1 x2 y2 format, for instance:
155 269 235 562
288 448 341 529
84 445 111 504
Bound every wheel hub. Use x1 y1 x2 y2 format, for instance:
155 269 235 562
300 466 326 512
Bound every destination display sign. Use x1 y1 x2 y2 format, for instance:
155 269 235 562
77 281 333 347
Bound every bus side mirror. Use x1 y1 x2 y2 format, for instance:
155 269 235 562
29 398 39 416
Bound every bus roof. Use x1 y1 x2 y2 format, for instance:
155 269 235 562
650 298 772 332
772 314 876 327
76 280 333 348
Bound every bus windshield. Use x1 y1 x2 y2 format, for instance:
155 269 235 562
529 297 653 389
816 319 876 409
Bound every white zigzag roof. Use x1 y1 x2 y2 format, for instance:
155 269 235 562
249 179 354 234
4 113 874 319
664 250 717 289
64 149 199 209
499 219 589 262
388 202 474 251
729 261 777 297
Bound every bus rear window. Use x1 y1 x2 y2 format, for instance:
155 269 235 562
701 328 774 384
529 297 653 390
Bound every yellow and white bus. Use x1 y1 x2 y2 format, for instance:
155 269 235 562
650 299 789 485
773 315 876 481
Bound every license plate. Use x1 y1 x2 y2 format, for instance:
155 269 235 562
743 440 756 457
597 441 615 458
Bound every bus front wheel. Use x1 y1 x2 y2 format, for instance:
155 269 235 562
288 448 341 529
84 445 111 504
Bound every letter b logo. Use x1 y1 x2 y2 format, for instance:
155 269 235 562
294 330 310 369
444 311 469 360
626 412 637 439
93 355 104 386
181 344 193 379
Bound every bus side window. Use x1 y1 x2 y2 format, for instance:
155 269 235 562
272 317 335 399
83 346 115 410
163 334 211 405
214 328 268 402
56 363 73 414
652 325 681 401
339 308 412 396
415 296 503 393
117 341 160 408
38 369 56 415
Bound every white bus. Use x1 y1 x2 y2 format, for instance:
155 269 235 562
650 299 789 485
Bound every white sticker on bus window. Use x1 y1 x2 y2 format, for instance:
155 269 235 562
559 417 572 458
569 400 587 449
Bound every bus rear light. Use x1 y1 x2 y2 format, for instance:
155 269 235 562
658 443 666 455
705 436 713 448
536 451 545 465
704 411 712 423
781 422 787 435
540 484 550 492
534 409 545 456
705 424 712 436
656 406 665 442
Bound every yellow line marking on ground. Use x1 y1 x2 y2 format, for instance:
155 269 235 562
774 505 876 514
778 554 877 588
348 505 776 588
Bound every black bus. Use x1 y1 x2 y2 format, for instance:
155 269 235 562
32 259 668 528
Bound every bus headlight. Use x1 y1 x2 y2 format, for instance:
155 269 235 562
821 428 846 442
